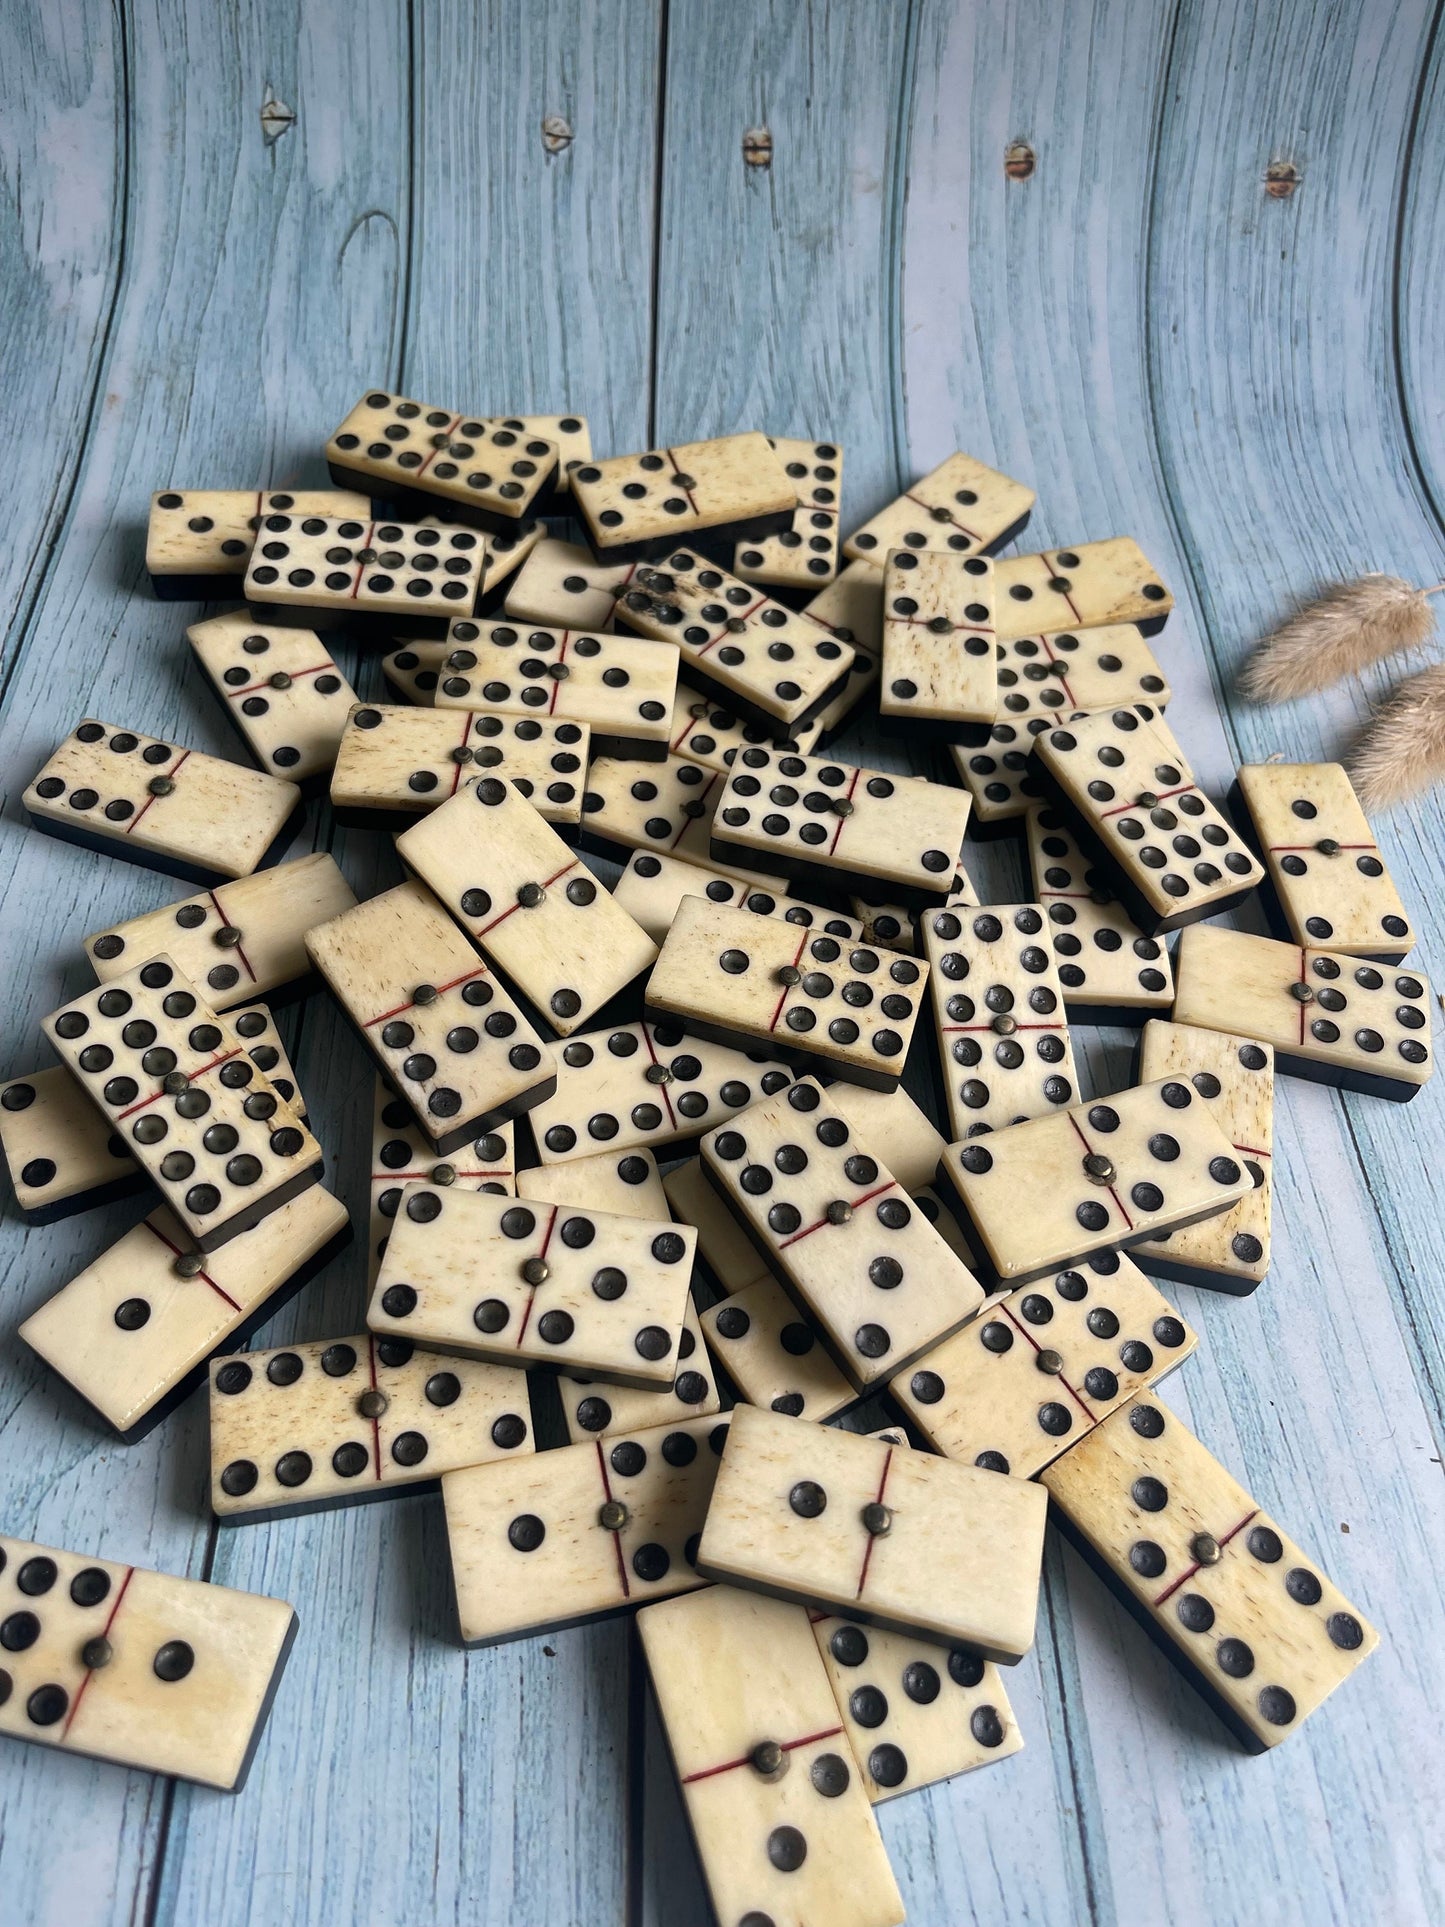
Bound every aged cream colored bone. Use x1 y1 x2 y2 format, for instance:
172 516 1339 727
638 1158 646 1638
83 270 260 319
697 1404 1048 1661
209 1329 532 1519
146 487 369 582
939 1076 1255 1286
701 1077 983 1391
994 538 1172 642
844 451 1035 566
1235 761 1415 960
330 704 588 827
304 881 557 1152
701 1273 855 1422
0 1532 295 1788
889 1250 1196 1480
43 956 321 1252
880 549 997 727
26 721 300 884
326 390 559 520
21 1186 348 1439
369 1182 695 1388
666 682 822 773
580 754 778 885
711 746 972 908
638 1586 904 1927
920 901 1079 1137
396 777 657 1036
187 611 358 782
0 1064 140 1222
1131 1021 1275 1292
244 513 486 624
995 623 1169 724
810 1610 1023 1802
1171 922 1433 1101
646 895 928 1090
369 1081 514 1286
1040 1393 1379 1751
1025 805 1173 1018
572 431 795 555
444 1413 729 1643
733 435 844 591
84 853 357 1008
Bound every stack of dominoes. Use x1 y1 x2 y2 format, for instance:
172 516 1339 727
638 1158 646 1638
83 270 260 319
3 399 1413 1922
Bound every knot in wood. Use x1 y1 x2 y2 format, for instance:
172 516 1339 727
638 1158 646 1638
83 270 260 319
541 115 573 156
1004 139 1035 181
1265 159 1300 199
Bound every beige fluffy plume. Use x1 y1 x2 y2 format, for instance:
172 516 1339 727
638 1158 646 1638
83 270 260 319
1349 662 1445 811
1241 574 1442 703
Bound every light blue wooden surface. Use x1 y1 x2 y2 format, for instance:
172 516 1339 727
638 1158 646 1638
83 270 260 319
2 2 1444 1922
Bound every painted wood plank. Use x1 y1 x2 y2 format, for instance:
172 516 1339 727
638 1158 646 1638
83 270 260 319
153 7 665 1927
0 3 123 675
0 1 408 1921
1126 0 1445 1920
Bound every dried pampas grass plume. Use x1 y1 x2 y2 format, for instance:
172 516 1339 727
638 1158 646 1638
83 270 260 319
1349 662 1445 811
1240 575 1443 703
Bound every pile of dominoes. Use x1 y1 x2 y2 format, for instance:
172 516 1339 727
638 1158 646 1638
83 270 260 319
1 401 1420 1925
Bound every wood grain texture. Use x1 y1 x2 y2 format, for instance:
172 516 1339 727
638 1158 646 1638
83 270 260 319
4 0 1445 1921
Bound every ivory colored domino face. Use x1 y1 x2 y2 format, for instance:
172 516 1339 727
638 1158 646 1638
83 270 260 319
226 1004 305 1113
503 536 637 631
667 684 822 774
940 1077 1255 1286
383 640 449 704
305 882 557 1152
26 720 300 886
517 1145 669 1220
880 549 997 728
613 849 858 948
580 755 776 885
844 451 1035 566
994 539 1173 641
1025 806 1174 1019
326 390 559 522
712 747 972 909
615 553 855 733
558 1294 719 1444
951 719 1058 832
662 1155 771 1296
444 1412 729 1643
733 436 844 590
698 1404 1048 1660
397 777 658 1036
330 704 588 827
805 557 884 656
702 1273 855 1422
0 1066 140 1224
210 1330 532 1520
810 1611 1022 1802
1033 705 1263 932
0 1534 296 1789
146 488 370 589
1172 923 1433 1101
1235 761 1415 960
1040 1394 1379 1751
572 431 796 559
920 902 1078 1138
186 611 358 782
850 859 981 953
639 1588 904 1927
529 1019 792 1165
369 1183 696 1389
44 958 321 1253
702 1077 984 1391
646 896 928 1091
434 618 677 759
84 853 357 1009
20 1186 349 1441
890 1250 1196 1480
912 1184 976 1267
1132 1022 1274 1293
369 1081 514 1286
996 624 1170 725
243 513 486 629
822 1083 945 1193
